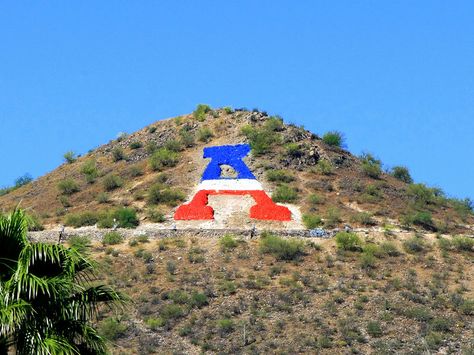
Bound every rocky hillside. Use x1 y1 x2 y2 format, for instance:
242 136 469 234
1 106 472 234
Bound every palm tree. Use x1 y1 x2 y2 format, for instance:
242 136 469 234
0 209 126 354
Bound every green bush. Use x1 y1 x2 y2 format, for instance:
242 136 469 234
259 232 305 261
63 151 77 164
145 141 159 154
217 318 235 334
193 104 211 121
403 235 426 254
452 236 474 252
302 214 322 229
161 304 184 320
103 174 123 191
147 208 166 223
315 159 333 175
308 193 322 205
147 183 185 206
367 321 383 337
81 159 99 183
129 165 144 177
272 184 298 203
98 318 128 341
188 247 205 263
197 127 214 143
149 148 179 171
145 317 166 330
190 292 208 308
380 242 400 256
322 131 344 147
14 173 33 188
113 207 139 228
112 146 126 162
148 126 157 133
450 198 473 221
324 208 341 228
129 141 143 149
58 178 80 195
179 129 195 148
97 192 109 204
219 234 239 252
285 143 303 157
412 211 435 230
266 170 295 183
352 212 376 226
241 122 282 156
391 166 413 183
407 183 437 206
102 232 124 245
360 153 382 179
65 211 99 227
335 232 362 251
25 213 44 231
223 106 233 114
68 235 92 253
164 139 182 152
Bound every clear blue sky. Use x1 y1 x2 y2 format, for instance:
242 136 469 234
1 1 473 200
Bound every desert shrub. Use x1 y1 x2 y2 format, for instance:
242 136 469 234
68 235 92 253
322 131 344 147
403 235 426 254
272 184 298 203
103 174 123 191
14 173 33 188
63 151 77 164
147 208 166 223
405 306 432 322
391 166 413 183
335 232 362 251
324 207 341 228
99 318 128 341
241 122 282 156
81 159 99 183
58 178 80 195
129 165 144 177
97 192 109 204
113 207 139 228
217 318 234 334
149 148 179 171
450 198 473 221
164 139 182 152
412 211 435 230
103 232 124 245
190 292 208 308
59 195 71 208
367 321 383 337
129 141 143 149
160 304 184 320
197 127 214 143
308 193 322 205
285 143 303 157
179 129 195 147
188 247 205 263
266 170 295 183
352 212 376 226
145 317 166 330
259 232 305 261
223 106 233 114
360 153 382 179
381 242 400 256
145 141 159 154
315 159 333 175
219 234 239 252
429 317 452 333
25 213 44 231
302 214 322 229
193 104 211 121
112 146 126 162
452 236 474 252
148 126 157 133
407 183 436 206
65 211 99 227
148 184 185 206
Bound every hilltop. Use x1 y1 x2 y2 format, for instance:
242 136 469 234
1 106 473 353
1 106 473 234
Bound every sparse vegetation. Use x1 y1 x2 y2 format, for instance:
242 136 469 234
241 117 283 155
63 151 77 164
81 159 99 183
112 146 126 162
335 231 362 251
148 183 185 206
197 127 214 143
302 214 322 229
102 232 124 245
193 104 211 121
129 141 143 149
315 159 333 175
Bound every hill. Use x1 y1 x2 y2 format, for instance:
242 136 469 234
1 106 473 234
